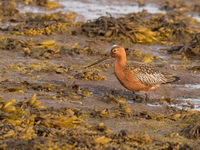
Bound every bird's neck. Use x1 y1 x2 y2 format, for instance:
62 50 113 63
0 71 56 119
115 55 127 68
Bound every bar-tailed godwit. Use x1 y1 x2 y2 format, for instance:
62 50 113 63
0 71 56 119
87 45 179 102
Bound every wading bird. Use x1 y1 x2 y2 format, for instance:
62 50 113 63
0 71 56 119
87 45 179 102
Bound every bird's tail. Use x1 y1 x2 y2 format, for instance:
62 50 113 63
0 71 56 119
164 75 180 84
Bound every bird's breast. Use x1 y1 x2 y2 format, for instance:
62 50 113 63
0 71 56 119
114 63 151 92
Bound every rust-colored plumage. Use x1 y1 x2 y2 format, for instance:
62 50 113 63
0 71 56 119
87 45 179 101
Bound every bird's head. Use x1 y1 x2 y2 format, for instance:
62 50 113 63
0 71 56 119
86 45 126 68
110 45 126 58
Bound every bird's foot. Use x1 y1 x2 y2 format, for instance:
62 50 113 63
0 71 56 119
131 92 148 104
143 93 149 104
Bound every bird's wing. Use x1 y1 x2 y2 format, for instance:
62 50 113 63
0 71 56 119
125 62 168 86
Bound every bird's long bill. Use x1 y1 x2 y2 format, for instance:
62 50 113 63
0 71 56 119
86 55 111 68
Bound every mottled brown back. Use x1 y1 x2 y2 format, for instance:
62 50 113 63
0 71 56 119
125 61 179 86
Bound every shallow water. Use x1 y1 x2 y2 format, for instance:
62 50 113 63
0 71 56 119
59 0 165 21
187 13 200 22
17 3 58 14
184 84 200 89
18 0 200 23
128 97 200 111
0 22 19 29
18 0 165 21
173 97 200 111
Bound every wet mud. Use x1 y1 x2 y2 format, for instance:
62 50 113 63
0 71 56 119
0 0 200 149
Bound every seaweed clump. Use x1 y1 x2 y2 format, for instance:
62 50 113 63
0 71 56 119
9 60 68 75
81 11 198 45
3 11 82 36
181 121 200 139
168 33 200 58
0 0 24 23
74 70 106 81
13 12 80 36
81 13 160 44
0 37 68 59
0 37 30 51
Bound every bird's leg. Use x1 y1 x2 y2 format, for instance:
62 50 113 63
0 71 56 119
132 92 137 100
130 92 149 104
132 92 146 103
126 92 137 103
144 93 149 104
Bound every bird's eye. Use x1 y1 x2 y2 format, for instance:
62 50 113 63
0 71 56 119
112 49 118 53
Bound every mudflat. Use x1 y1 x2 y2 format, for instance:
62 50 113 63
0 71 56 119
0 0 200 149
